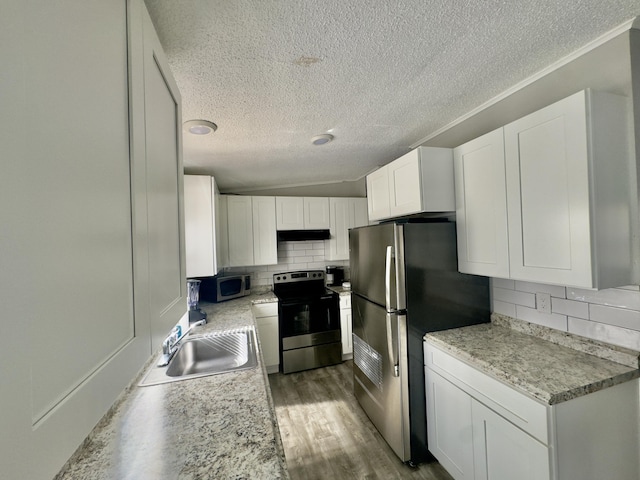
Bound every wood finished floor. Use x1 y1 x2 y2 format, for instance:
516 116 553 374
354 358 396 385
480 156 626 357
268 361 453 480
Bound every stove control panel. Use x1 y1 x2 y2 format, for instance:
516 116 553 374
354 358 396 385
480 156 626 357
273 270 325 284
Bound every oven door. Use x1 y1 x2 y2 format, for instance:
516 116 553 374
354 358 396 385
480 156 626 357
279 293 342 373
279 294 340 347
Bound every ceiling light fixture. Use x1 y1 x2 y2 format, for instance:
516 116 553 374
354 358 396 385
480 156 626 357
311 134 334 145
183 119 218 135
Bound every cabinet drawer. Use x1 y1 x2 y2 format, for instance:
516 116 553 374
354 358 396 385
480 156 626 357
339 294 351 309
251 302 278 318
424 341 549 444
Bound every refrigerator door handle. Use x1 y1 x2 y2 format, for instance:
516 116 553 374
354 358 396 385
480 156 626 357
385 312 400 377
385 245 393 311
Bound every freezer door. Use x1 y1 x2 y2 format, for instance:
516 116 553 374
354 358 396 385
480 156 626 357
350 224 405 311
352 293 410 461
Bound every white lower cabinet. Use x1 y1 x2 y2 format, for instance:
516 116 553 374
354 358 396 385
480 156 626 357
339 294 352 359
425 341 639 480
471 400 550 480
252 302 279 374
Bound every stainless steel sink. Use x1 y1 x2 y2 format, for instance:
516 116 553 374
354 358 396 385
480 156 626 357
139 327 258 386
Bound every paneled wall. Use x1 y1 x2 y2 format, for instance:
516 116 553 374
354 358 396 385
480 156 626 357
492 278 640 350
226 241 349 288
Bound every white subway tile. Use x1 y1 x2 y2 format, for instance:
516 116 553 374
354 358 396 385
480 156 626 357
516 305 568 331
589 304 640 332
313 256 326 262
287 250 310 258
312 242 326 250
491 278 515 290
567 287 640 310
293 243 309 250
492 287 536 308
306 262 326 269
305 249 325 256
568 317 640 350
514 281 566 298
492 300 516 317
551 298 589 319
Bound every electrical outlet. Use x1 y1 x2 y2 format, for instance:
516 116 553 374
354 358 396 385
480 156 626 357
536 292 551 314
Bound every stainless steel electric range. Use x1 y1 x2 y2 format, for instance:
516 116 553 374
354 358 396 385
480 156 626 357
273 270 342 374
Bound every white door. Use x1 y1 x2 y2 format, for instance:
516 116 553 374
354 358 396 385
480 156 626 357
366 166 391 221
388 150 422 217
504 91 592 287
454 128 509 278
425 370 475 480
472 400 550 480
276 196 304 230
184 175 214 278
304 197 330 229
252 196 278 265
142 5 187 350
227 196 254 266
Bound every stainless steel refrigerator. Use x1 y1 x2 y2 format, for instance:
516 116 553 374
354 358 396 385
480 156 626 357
349 220 490 464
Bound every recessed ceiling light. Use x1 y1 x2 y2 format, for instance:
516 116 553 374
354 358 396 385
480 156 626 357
183 120 217 135
311 134 334 145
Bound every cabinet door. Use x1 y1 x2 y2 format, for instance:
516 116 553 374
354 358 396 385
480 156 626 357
227 196 254 266
255 315 280 373
339 295 353 357
252 196 278 265
454 128 509 278
216 193 229 268
472 400 550 480
425 370 475 480
327 198 369 261
184 175 214 278
504 91 591 287
276 196 304 230
366 166 391 221
388 150 422 217
353 198 368 227
304 197 330 229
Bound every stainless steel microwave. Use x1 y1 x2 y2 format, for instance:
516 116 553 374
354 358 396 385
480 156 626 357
207 275 251 302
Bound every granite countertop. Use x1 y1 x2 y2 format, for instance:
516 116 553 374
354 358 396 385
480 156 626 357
56 293 288 480
328 285 351 296
425 314 640 405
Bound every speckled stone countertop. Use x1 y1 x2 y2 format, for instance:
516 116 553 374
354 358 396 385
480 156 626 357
56 293 288 480
425 314 640 405
327 285 351 296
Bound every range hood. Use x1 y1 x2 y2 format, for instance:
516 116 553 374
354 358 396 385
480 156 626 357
277 229 331 241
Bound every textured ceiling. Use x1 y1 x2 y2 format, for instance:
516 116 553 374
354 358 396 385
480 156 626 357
144 0 639 193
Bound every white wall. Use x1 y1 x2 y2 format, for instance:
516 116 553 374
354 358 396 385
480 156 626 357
225 240 349 288
492 278 640 350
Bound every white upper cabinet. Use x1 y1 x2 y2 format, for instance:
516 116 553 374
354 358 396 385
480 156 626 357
326 197 368 261
454 128 510 278
276 196 330 230
252 196 278 265
227 196 255 267
184 175 219 278
367 146 454 221
504 89 634 289
365 167 391 220
227 196 277 267
304 197 330 229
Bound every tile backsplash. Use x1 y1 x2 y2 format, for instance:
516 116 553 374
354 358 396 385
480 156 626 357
224 240 349 288
492 278 640 351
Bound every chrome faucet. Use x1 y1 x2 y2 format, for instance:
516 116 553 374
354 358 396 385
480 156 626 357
157 321 205 367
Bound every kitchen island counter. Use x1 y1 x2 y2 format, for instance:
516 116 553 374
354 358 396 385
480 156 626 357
56 293 287 480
